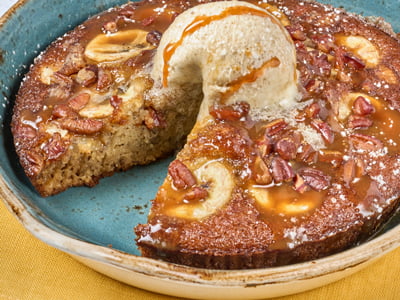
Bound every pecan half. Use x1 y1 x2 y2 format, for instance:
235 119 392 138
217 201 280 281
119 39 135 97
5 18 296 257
58 44 86 75
352 96 375 115
275 137 298 160
318 150 343 167
76 65 98 87
271 156 294 183
311 119 335 144
298 167 330 191
297 143 318 164
68 93 91 111
263 119 288 137
43 132 67 160
52 104 78 119
168 160 196 189
347 115 373 129
349 133 383 151
60 118 104 135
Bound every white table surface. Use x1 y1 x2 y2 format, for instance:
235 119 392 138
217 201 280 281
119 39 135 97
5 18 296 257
0 0 18 17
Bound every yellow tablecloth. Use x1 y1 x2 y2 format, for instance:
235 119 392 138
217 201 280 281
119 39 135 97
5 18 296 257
1 200 400 300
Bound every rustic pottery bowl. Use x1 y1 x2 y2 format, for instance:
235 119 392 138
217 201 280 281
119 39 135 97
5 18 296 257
1 0 400 299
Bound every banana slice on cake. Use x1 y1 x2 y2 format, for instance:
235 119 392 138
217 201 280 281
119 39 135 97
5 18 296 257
85 29 154 63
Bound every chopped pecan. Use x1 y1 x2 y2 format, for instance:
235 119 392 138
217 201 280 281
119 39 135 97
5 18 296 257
275 137 298 160
304 102 321 119
336 70 352 83
352 96 375 115
142 15 156 26
342 158 365 186
76 65 98 87
43 132 67 160
146 30 162 46
293 174 310 193
271 156 294 183
24 150 44 176
305 79 324 93
318 150 343 167
347 115 373 129
60 117 104 135
96 67 113 91
298 167 330 191
335 46 365 70
312 34 335 53
110 95 123 110
168 160 196 189
15 125 37 146
143 107 167 129
59 44 86 75
343 53 366 69
342 159 356 185
311 119 335 144
210 102 250 121
49 72 73 100
103 21 118 33
310 51 332 76
119 6 136 18
297 143 318 164
263 119 288 137
185 186 208 201
286 24 306 41
52 104 78 119
255 135 273 158
252 156 272 185
349 133 383 151
68 93 91 111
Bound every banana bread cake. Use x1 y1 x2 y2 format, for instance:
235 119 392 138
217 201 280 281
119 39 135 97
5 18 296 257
11 0 400 269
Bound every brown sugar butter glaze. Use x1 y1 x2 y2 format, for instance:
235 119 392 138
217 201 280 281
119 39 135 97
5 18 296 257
16 0 400 252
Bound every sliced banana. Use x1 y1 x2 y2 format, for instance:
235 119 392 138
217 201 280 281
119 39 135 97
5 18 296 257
250 186 320 215
168 161 234 220
40 66 56 85
79 101 114 118
85 29 155 63
338 92 381 121
335 34 380 68
376 65 398 85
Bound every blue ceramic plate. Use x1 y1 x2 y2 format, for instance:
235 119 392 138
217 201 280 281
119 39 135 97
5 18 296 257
1 1 400 299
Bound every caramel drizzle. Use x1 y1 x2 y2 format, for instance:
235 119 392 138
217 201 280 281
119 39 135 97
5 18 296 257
220 56 280 104
162 6 275 87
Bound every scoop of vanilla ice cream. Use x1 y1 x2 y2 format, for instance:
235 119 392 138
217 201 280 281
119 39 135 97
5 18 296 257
151 1 299 120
